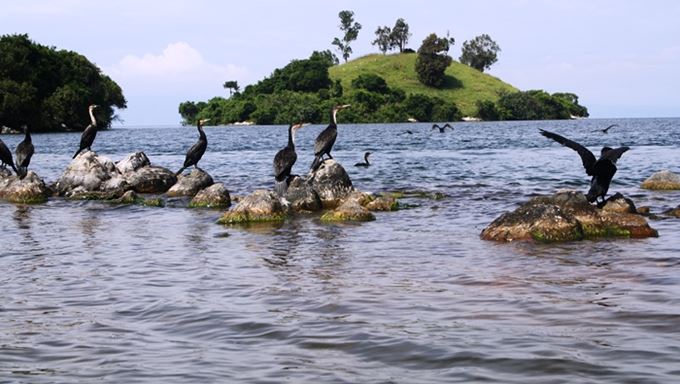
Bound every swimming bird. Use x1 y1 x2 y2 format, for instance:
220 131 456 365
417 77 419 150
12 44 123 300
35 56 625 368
273 122 306 196
432 123 453 133
310 104 351 171
15 125 34 179
354 151 371 167
176 119 210 175
0 138 18 175
539 129 629 206
593 124 618 133
72 104 99 159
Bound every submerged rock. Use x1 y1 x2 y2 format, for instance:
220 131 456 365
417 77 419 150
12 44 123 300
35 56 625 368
481 190 658 242
664 206 680 218
321 196 375 222
189 183 231 208
167 169 213 197
0 170 51 204
641 170 680 190
217 189 287 224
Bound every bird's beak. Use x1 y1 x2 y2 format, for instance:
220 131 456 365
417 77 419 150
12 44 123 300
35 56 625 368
203 119 211 123
294 123 310 129
340 104 351 109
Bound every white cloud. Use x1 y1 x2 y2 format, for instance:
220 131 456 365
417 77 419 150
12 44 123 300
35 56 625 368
109 42 248 81
104 42 252 125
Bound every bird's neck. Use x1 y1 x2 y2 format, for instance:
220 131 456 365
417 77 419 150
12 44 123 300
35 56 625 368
330 108 338 127
89 108 97 127
287 126 295 148
24 129 31 143
364 154 370 164
198 124 207 141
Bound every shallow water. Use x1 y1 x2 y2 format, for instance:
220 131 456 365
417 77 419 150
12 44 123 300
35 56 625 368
1 118 680 383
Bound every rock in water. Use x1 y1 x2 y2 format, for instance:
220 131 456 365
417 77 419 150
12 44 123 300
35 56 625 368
116 152 150 174
320 192 375 222
310 160 354 208
167 169 213 197
217 189 288 224
481 190 658 242
189 183 231 208
601 193 637 214
284 176 322 212
0 170 51 204
54 151 116 196
641 170 680 190
124 166 176 194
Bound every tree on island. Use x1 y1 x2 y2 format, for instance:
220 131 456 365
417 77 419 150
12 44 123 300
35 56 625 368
459 34 501 72
390 18 411 53
223 80 240 97
372 26 392 54
0 34 126 132
415 33 455 87
332 10 362 62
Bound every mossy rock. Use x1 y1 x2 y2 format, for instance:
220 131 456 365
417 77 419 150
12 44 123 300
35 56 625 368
217 211 287 224
320 199 376 223
641 170 680 190
481 191 658 243
108 190 164 207
364 196 400 211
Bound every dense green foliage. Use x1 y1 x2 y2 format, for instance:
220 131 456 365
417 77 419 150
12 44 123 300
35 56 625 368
0 34 126 132
180 52 587 125
459 34 501 72
372 18 412 54
332 10 362 63
489 90 589 120
415 33 454 87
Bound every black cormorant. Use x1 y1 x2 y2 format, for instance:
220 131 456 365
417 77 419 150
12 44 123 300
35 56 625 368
593 124 618 133
176 119 210 175
310 104 351 171
432 123 453 133
0 138 18 175
273 123 306 195
72 104 99 159
15 125 34 179
540 129 629 206
354 151 371 167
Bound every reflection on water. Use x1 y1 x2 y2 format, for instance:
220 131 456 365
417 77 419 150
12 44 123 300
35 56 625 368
1 119 680 383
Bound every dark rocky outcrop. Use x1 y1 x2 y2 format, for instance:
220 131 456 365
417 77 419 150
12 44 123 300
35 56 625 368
641 170 680 190
167 169 213 197
125 166 176 194
481 190 658 242
0 169 51 204
284 176 322 212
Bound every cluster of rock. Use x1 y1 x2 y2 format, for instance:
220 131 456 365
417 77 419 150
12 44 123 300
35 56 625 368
0 151 230 208
218 160 398 224
481 191 658 242
641 170 680 190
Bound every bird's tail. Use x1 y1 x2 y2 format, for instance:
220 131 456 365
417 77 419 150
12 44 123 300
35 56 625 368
175 167 186 176
72 148 82 159
310 155 323 172
17 166 27 180
274 179 288 197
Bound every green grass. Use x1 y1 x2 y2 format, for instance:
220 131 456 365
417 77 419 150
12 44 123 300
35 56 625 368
329 53 518 117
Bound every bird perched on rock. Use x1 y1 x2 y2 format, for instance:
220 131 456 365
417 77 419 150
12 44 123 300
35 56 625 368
310 104 351 171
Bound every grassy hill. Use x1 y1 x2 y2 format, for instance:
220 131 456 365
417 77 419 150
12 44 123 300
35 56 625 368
329 53 517 117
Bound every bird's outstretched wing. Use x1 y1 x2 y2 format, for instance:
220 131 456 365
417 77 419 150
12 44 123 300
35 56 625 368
601 146 629 163
539 129 597 175
602 124 618 133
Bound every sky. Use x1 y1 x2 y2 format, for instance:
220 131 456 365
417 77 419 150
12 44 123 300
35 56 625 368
1 0 679 125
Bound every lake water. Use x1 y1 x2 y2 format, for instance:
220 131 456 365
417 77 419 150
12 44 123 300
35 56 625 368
1 118 679 383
